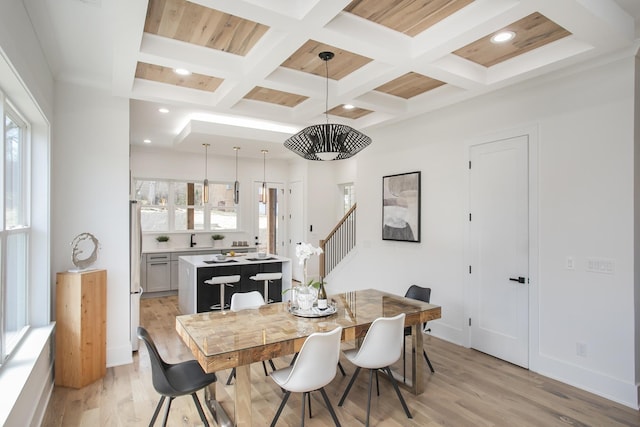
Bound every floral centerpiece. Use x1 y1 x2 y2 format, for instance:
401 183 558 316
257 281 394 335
296 242 323 286
292 242 323 310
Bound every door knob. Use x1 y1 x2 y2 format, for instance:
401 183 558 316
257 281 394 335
509 277 526 284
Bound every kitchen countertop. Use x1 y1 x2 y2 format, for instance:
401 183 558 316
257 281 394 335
178 253 291 268
142 246 255 255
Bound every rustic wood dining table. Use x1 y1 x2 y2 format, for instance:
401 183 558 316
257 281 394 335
175 288 441 427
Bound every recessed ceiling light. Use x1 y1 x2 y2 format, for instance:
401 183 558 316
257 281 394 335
174 68 191 76
143 139 151 144
343 104 355 110
158 108 169 114
491 31 515 43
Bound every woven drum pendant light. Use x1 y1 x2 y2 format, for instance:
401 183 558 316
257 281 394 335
284 51 371 161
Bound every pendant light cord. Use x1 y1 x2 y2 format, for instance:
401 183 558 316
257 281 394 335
325 57 329 125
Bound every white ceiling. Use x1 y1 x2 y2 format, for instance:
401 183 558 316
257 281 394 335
22 0 640 159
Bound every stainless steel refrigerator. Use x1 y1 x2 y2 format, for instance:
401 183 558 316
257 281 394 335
130 200 143 351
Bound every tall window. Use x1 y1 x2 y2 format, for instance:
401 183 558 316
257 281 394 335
340 183 356 214
1 99 30 365
135 179 237 232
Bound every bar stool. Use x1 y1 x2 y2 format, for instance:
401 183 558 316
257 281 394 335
249 272 282 304
204 275 240 312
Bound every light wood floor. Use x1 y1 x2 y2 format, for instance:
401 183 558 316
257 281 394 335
42 295 639 427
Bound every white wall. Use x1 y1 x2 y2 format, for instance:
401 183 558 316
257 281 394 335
328 55 639 408
635 52 640 403
52 81 131 366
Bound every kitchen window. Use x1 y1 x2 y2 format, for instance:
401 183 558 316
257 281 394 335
135 179 238 232
1 99 30 365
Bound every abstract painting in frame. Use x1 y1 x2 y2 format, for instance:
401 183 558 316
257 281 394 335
382 171 421 242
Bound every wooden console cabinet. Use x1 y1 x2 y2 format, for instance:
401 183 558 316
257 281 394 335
55 269 107 388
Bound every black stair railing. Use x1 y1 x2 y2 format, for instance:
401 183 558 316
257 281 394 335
319 203 356 278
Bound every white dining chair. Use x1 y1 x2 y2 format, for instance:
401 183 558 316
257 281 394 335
226 290 276 385
230 289 265 311
338 313 412 427
269 326 343 427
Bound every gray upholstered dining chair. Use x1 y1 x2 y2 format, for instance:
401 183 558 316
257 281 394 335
269 326 343 427
403 284 435 380
137 326 217 427
338 313 412 427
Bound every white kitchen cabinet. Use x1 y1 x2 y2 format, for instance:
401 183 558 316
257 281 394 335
143 253 171 293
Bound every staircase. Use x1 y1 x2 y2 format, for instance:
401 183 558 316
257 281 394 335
319 203 356 278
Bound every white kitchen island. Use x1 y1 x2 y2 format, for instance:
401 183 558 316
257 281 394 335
178 253 292 315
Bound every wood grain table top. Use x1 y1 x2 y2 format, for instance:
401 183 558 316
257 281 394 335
176 288 441 373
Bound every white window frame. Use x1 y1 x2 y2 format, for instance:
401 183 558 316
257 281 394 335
340 182 356 215
135 178 240 233
0 95 31 366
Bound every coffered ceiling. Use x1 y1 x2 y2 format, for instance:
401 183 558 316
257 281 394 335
23 0 640 158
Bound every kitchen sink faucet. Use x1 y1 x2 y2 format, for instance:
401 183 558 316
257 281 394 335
190 234 196 248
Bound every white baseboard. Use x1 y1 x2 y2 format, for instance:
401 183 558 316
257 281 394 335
534 353 639 410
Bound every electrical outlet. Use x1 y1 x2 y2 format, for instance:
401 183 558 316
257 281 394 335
576 342 587 357
586 258 615 274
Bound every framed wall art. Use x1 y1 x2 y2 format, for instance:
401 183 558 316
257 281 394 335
382 171 421 242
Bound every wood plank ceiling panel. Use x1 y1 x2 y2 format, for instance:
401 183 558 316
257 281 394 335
327 105 373 120
344 0 474 37
375 72 445 99
144 0 269 56
135 62 223 92
453 12 572 67
280 40 373 80
244 87 308 107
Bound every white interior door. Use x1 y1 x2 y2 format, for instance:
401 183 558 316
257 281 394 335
469 135 529 368
288 181 304 282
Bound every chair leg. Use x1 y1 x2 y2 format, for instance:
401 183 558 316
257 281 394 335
338 361 346 376
226 367 236 385
307 391 312 418
319 387 342 427
149 395 165 427
289 352 298 366
365 369 374 427
262 361 269 376
383 366 412 419
191 392 209 427
423 349 435 373
300 392 307 427
269 359 277 372
375 369 380 396
161 396 174 427
338 366 361 406
403 340 406 383
270 391 291 427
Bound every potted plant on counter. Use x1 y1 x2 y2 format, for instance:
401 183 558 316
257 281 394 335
156 235 170 249
211 234 225 247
